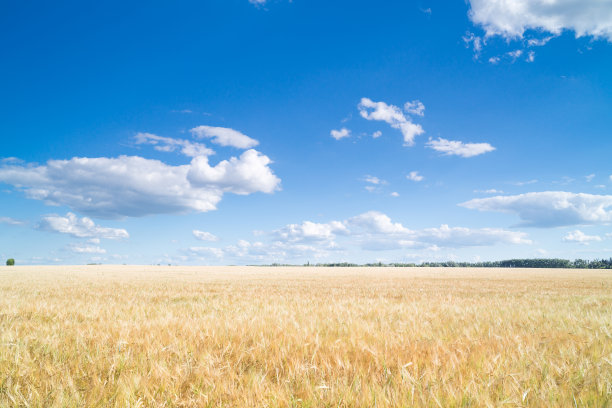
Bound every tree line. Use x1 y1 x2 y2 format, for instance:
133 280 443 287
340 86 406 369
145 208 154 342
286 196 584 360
266 258 612 269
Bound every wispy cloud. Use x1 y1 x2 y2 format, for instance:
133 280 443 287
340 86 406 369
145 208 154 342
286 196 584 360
426 137 495 158
193 230 219 242
191 126 259 149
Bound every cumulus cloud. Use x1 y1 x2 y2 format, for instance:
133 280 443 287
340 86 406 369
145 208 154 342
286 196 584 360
134 133 214 157
330 128 351 140
274 220 348 242
39 213 129 239
178 210 531 263
562 230 602 244
348 211 411 234
190 126 259 149
193 230 219 241
426 137 495 158
407 171 424 182
358 98 425 146
0 150 280 218
467 0 612 41
372 131 382 139
460 191 612 227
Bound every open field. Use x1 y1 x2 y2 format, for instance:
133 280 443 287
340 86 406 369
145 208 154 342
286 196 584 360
1 266 611 407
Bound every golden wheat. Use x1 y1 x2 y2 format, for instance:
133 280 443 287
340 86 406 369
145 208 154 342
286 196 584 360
0 266 610 407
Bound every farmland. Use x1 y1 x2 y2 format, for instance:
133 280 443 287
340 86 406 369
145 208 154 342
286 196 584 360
1 266 611 407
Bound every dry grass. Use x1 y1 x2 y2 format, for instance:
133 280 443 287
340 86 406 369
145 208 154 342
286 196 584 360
0 266 611 407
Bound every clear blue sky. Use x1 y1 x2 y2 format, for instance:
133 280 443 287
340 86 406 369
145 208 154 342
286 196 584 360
1 0 611 265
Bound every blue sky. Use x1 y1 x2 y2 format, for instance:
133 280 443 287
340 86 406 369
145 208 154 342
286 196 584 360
1 0 611 265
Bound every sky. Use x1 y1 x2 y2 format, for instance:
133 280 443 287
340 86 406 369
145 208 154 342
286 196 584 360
1 0 611 265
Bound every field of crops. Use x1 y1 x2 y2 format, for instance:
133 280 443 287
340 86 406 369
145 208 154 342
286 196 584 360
1 266 610 407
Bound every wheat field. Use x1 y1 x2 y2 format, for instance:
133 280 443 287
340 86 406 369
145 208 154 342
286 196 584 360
0 266 610 407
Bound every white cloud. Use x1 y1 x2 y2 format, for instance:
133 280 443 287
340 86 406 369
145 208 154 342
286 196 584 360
585 174 595 182
190 126 259 149
192 230 219 242
330 128 351 140
358 98 425 146
68 244 106 254
274 220 348 242
0 216 25 226
407 171 424 182
178 210 531 263
39 213 129 239
414 224 531 246
467 0 612 41
488 56 500 64
188 246 224 258
404 100 425 116
134 132 214 157
474 189 504 194
363 175 386 185
426 137 495 158
563 230 602 244
460 191 612 227
463 31 484 57
187 149 280 195
390 192 399 197
372 130 382 139
0 150 280 218
348 211 411 234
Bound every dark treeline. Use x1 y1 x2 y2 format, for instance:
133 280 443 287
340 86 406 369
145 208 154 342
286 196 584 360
265 258 612 269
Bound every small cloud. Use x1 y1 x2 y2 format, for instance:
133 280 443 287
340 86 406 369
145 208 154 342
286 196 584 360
363 175 386 185
372 130 382 139
463 31 484 58
68 244 106 254
407 171 424 182
390 192 400 197
420 7 432 15
426 137 495 158
474 189 504 194
404 100 425 117
135 132 214 157
585 174 595 182
193 230 219 242
526 51 535 62
330 128 351 140
358 98 424 146
191 126 259 149
562 230 602 245
488 56 500 64
0 216 25 226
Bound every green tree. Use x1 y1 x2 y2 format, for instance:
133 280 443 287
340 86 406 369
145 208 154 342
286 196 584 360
6 258 15 266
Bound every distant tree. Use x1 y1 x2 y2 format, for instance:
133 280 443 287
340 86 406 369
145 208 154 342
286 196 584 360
6 258 15 266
